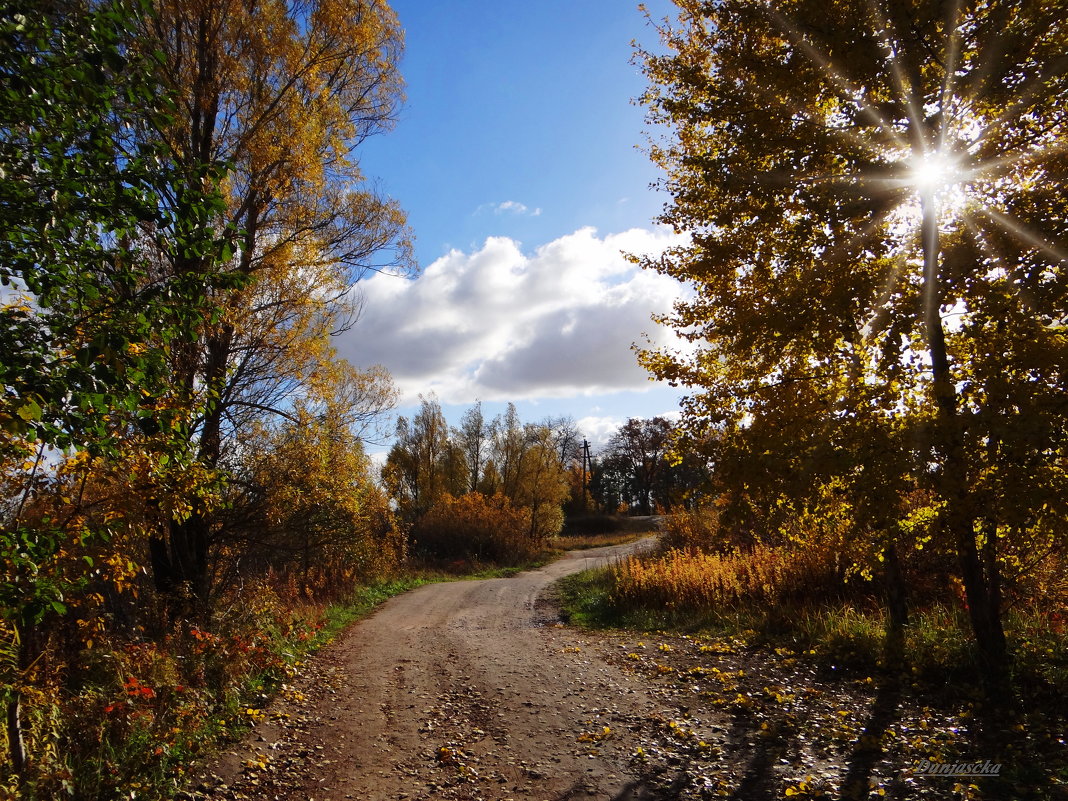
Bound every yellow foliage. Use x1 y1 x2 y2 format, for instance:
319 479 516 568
246 399 404 594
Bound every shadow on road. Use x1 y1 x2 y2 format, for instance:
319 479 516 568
839 625 906 800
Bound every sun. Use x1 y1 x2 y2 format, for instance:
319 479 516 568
907 151 963 197
894 147 975 223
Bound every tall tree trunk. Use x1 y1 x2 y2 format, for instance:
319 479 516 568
922 196 1008 697
6 615 45 785
6 692 25 782
5 624 29 784
883 541 909 630
152 323 232 621
152 514 212 622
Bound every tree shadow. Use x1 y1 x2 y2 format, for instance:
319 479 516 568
609 710 795 800
839 625 906 801
548 777 685 801
610 773 686 800
608 757 762 801
728 724 791 801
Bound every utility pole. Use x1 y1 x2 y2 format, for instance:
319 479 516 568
581 439 592 512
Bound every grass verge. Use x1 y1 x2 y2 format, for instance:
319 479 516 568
7 576 436 801
557 565 1068 699
554 530 650 552
557 564 1068 799
305 576 436 650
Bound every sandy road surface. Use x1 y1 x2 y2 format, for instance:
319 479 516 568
197 539 672 801
195 534 1059 801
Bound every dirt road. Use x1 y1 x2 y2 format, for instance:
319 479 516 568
195 536 1061 801
198 540 671 801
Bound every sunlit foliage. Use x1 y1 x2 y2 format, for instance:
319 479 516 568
637 0 1068 691
412 492 534 566
386 400 572 562
131 0 413 615
1 0 412 793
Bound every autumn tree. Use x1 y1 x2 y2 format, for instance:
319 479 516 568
488 403 528 501
655 448 712 512
544 415 583 465
136 0 413 614
590 424 709 515
241 380 402 597
511 424 570 544
384 397 467 521
387 402 571 556
637 0 1068 692
588 455 628 515
482 405 570 540
412 492 533 565
0 0 234 458
456 401 491 494
0 0 248 777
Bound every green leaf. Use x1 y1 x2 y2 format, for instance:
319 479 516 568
16 398 42 421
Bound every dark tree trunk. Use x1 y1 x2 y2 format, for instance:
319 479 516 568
921 196 1008 698
7 616 44 784
6 632 27 782
883 541 909 630
6 692 24 781
152 513 212 621
151 325 232 621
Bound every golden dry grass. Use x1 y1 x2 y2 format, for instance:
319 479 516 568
611 545 842 611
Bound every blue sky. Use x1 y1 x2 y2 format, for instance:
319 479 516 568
342 0 688 453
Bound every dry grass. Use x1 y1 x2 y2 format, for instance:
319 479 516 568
611 545 848 611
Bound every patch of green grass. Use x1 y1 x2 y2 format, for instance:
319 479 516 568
311 577 435 646
405 554 555 583
462 554 558 578
556 568 618 628
556 566 752 632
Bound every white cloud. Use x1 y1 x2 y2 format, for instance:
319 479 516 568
575 415 625 452
338 226 689 405
477 200 542 217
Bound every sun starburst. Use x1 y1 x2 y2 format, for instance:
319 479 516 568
760 0 1066 308
907 151 962 196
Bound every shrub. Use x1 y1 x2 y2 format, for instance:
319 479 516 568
660 505 724 552
660 501 776 553
562 514 624 536
411 492 536 565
